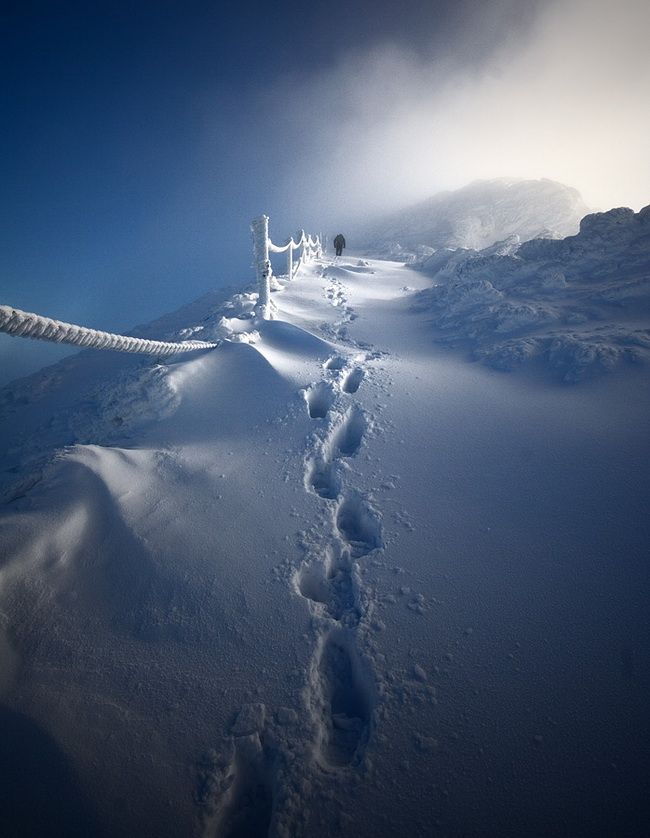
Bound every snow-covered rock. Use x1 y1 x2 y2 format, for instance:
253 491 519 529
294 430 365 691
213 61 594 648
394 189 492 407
413 204 650 381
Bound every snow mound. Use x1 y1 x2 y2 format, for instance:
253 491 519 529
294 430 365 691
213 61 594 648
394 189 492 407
0 286 258 498
322 263 375 280
413 204 650 381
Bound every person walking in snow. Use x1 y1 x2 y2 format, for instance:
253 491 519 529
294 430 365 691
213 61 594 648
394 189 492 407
333 233 346 257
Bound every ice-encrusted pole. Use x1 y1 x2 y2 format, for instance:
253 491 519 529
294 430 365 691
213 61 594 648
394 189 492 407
287 240 293 282
297 228 306 274
251 214 272 320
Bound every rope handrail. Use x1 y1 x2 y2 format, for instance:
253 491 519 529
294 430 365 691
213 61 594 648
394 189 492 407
267 240 292 254
267 232 319 254
0 305 219 357
1 214 321 357
251 215 322 319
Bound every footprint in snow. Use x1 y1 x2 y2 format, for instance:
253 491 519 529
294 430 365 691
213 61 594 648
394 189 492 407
304 407 367 500
305 456 342 500
313 631 373 769
324 355 347 371
335 491 383 558
304 381 336 419
341 367 364 394
326 407 366 458
295 547 360 626
203 705 274 838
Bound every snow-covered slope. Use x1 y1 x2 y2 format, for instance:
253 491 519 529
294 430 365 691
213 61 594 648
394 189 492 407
356 178 590 258
413 204 650 381
1 256 649 837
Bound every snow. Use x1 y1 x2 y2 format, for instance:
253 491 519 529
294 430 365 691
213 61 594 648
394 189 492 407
1 247 649 836
413 204 650 381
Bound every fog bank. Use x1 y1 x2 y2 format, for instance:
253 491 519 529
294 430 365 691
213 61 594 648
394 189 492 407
271 0 650 229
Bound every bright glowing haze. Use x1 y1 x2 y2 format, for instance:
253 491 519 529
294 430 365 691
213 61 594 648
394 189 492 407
279 0 650 229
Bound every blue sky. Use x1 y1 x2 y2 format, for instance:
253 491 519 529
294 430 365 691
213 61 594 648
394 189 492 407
2 0 648 383
1 0 491 381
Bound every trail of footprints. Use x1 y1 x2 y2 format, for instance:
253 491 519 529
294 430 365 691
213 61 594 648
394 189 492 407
320 275 359 343
298 348 382 773
203 271 384 836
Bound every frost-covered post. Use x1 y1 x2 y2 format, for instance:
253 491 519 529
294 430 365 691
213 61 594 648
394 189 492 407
297 228 306 270
287 239 293 281
251 215 272 319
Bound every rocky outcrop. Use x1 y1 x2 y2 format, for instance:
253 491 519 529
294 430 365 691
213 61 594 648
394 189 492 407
413 204 650 381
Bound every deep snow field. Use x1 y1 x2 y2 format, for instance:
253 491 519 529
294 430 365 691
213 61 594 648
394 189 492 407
1 253 649 837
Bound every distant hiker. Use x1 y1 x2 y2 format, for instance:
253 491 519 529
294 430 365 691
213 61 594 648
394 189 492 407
333 233 346 257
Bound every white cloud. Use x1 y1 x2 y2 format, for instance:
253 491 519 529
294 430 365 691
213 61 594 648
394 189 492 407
274 0 650 225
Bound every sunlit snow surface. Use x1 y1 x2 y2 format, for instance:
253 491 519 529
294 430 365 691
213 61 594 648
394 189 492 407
1 253 649 837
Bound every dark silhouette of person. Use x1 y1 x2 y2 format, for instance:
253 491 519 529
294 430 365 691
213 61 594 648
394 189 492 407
333 233 346 257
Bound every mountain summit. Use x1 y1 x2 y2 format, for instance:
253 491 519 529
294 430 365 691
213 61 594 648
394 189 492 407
357 178 590 256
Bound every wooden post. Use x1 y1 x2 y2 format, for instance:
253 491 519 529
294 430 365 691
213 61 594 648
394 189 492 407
251 215 271 319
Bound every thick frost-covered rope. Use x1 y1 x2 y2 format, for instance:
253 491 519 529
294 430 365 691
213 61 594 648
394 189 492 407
267 231 318 254
0 305 219 356
268 239 293 254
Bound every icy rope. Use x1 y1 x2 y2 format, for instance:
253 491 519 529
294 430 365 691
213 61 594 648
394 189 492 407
0 305 219 357
1 215 322 351
251 215 322 319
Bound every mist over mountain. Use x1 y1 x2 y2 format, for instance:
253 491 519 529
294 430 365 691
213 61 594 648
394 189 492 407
354 178 590 257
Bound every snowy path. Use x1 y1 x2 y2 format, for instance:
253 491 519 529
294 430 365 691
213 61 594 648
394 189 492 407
1 257 649 836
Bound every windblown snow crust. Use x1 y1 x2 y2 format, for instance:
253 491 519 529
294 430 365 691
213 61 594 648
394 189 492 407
413 204 650 381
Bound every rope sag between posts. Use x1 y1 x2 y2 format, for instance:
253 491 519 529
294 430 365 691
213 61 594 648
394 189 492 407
251 215 322 320
0 305 220 357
